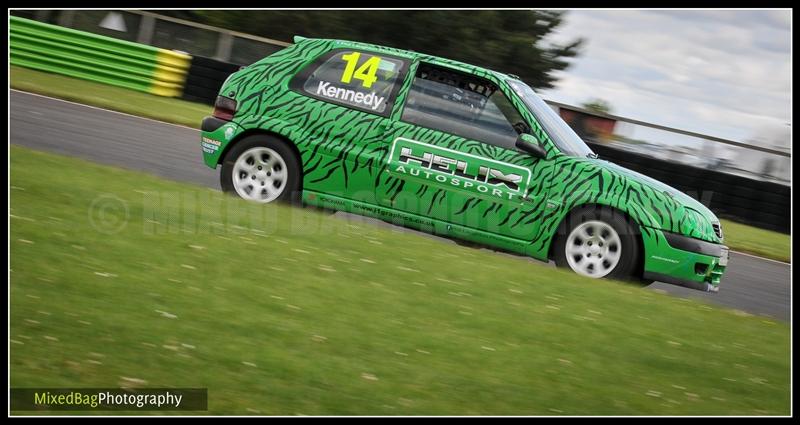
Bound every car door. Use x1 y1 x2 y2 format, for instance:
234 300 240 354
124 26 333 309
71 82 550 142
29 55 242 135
288 47 411 206
377 62 554 244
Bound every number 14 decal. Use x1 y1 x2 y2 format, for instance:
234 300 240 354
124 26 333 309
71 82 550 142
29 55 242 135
340 52 380 89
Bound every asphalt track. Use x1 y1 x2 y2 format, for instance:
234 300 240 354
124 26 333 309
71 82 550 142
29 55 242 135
10 90 792 321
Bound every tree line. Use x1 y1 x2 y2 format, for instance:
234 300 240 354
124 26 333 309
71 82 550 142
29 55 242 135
159 10 583 90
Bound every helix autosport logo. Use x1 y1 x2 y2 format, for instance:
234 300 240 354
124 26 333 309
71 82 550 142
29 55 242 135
387 138 531 200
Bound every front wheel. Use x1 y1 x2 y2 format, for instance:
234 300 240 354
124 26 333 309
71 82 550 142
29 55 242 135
220 135 301 204
553 207 641 281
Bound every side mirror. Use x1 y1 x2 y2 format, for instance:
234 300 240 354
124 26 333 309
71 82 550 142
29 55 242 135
515 133 547 159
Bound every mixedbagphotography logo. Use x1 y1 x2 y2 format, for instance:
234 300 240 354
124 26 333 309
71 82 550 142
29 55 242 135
10 388 208 411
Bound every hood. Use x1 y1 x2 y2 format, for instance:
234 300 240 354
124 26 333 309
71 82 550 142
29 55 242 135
592 159 722 243
598 160 714 216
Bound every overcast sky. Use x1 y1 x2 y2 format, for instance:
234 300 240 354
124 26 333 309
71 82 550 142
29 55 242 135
539 9 791 145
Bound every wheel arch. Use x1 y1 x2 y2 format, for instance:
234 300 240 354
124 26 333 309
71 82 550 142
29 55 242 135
218 128 304 190
547 203 648 278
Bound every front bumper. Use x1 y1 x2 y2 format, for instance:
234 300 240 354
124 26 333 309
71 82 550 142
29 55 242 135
641 227 728 292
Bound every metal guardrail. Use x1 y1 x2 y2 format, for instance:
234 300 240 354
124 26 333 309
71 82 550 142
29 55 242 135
36 9 291 65
545 100 790 158
134 10 292 51
10 16 191 97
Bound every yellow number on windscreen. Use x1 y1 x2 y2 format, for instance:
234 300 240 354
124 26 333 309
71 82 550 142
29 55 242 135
340 52 381 89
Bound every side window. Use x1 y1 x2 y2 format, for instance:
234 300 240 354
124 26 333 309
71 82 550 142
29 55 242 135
401 64 526 150
292 49 407 116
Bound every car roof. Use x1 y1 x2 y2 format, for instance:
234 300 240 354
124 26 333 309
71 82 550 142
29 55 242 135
295 36 515 83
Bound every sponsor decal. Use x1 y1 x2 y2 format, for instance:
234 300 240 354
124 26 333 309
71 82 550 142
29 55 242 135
224 126 235 141
387 138 531 200
351 202 436 228
201 137 221 154
317 194 346 207
651 255 679 264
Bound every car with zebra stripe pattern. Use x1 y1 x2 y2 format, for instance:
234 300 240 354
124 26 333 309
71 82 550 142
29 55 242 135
199 36 729 291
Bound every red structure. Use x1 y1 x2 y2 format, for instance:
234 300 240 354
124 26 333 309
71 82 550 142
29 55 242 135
558 106 618 143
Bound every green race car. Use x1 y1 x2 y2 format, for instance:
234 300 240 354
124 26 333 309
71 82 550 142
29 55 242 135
199 36 729 291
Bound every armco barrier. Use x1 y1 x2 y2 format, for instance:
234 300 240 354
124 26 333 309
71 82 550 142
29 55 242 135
586 142 790 233
10 16 191 97
181 56 243 104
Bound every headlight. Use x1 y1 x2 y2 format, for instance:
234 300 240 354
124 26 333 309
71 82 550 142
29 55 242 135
712 222 723 240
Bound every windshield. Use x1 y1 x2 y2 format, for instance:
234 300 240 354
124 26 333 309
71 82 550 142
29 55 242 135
508 80 595 158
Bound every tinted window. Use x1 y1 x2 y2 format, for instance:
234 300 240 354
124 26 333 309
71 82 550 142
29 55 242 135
401 64 523 150
298 50 406 115
508 79 595 158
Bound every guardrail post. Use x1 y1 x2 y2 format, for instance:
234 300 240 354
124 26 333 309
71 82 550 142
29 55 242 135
34 10 52 22
137 15 156 45
214 32 234 62
56 10 75 27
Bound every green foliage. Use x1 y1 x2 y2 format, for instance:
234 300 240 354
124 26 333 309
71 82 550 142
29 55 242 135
582 98 613 114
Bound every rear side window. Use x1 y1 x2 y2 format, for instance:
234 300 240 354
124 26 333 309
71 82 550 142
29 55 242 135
291 49 407 116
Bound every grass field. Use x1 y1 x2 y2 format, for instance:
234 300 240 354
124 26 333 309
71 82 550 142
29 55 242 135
718 219 790 263
10 145 790 415
10 66 790 264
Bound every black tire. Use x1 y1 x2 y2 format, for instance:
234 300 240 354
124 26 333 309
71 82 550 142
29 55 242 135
220 135 302 205
553 206 642 282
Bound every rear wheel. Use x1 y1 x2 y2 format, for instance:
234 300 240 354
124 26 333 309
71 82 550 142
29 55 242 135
220 135 301 204
554 207 641 281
